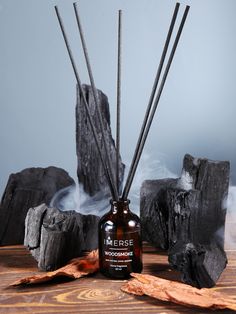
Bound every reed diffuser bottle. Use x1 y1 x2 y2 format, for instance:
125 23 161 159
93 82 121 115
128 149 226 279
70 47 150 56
55 0 189 281
99 199 142 279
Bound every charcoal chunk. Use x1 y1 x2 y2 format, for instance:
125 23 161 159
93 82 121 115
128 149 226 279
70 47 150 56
169 242 227 288
179 154 230 245
167 188 202 248
24 204 99 271
0 167 75 245
140 179 177 249
140 154 230 288
76 84 125 197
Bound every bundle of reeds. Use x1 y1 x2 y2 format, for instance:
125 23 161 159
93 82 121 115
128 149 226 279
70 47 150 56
55 2 190 202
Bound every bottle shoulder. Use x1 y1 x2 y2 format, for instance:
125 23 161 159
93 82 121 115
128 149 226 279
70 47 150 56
99 209 141 229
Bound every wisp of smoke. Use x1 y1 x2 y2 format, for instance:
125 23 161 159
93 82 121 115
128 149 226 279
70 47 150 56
125 153 178 214
224 185 236 249
50 184 110 216
50 154 177 216
49 158 236 249
50 184 79 211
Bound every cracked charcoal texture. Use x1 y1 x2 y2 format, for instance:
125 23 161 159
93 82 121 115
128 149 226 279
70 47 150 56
0 167 75 245
168 241 227 288
140 179 178 249
76 84 125 197
24 204 100 271
179 154 230 245
140 154 230 288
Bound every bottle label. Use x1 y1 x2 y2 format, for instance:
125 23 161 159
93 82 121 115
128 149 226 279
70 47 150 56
102 232 140 272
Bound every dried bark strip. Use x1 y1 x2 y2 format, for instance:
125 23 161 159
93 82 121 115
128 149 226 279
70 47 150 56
11 250 99 286
121 273 236 311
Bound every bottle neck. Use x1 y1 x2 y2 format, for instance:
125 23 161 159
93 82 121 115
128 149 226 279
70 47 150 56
110 199 130 214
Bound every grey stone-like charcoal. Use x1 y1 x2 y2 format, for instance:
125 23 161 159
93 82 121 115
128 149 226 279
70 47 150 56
76 84 125 197
24 203 100 271
140 154 230 288
0 167 75 245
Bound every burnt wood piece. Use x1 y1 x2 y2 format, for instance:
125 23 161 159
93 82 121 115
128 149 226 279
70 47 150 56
168 155 230 288
168 241 227 288
140 179 177 249
0 167 75 245
76 84 125 197
178 154 230 246
140 154 230 288
166 188 228 288
24 204 100 271
167 189 202 248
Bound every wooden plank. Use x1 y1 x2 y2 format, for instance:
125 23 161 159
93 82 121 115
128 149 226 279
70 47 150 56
0 244 235 313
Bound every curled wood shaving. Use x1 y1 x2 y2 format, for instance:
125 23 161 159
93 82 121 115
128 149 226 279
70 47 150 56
121 273 236 311
11 250 99 286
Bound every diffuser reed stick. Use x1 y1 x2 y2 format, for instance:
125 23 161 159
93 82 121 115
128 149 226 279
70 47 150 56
55 2 190 202
122 5 190 200
122 2 180 199
73 2 119 200
54 6 117 200
116 10 122 195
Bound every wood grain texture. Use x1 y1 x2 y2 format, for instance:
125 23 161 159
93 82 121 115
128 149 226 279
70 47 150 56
0 244 235 313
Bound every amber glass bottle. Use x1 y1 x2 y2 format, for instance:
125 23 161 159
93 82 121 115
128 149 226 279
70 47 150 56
98 199 142 279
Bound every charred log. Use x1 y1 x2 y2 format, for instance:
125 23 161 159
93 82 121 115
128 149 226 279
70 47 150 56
24 203 99 271
140 179 177 249
169 241 227 288
76 84 125 197
0 167 75 245
140 154 230 288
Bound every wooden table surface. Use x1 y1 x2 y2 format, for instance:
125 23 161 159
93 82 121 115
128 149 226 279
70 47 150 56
0 244 235 314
